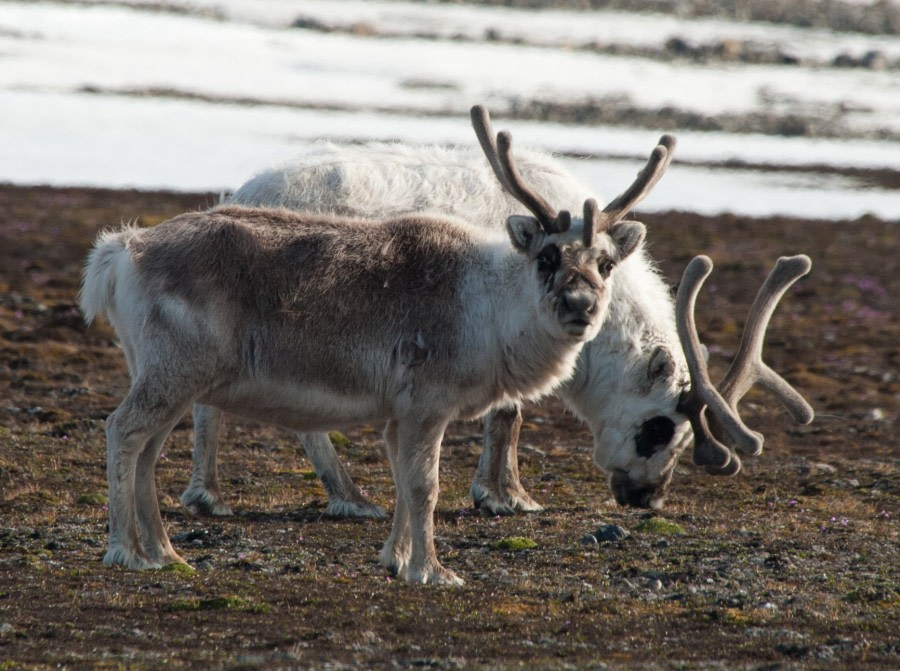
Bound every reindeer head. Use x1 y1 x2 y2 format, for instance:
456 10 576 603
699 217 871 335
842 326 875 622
471 106 667 342
601 254 815 508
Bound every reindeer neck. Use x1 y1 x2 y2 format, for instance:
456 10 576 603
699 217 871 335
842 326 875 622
464 247 583 406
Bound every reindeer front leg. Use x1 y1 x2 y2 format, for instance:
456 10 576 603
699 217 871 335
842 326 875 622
380 420 411 576
393 417 462 586
470 405 543 515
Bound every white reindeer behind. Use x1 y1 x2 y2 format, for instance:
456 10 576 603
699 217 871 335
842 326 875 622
182 107 813 518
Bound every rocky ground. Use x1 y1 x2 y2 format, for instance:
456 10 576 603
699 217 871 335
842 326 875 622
0 184 897 669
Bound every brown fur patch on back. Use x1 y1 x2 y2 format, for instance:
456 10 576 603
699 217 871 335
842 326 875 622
129 206 474 385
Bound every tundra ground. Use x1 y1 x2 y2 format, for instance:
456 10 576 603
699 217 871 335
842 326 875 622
0 184 897 669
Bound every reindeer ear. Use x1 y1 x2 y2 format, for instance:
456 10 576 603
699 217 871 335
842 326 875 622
609 220 646 261
506 215 544 254
647 346 676 383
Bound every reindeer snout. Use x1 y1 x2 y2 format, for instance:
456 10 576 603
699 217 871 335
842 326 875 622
562 289 598 316
558 282 600 337
609 471 668 510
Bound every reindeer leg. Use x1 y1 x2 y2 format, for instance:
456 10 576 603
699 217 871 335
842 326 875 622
137 423 190 567
379 421 411 577
395 416 462 586
181 403 232 516
471 405 543 515
105 381 188 570
299 432 387 520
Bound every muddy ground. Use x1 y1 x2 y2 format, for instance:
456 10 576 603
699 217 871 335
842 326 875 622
0 184 897 669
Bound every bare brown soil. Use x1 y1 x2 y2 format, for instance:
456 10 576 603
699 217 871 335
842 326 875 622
0 184 897 669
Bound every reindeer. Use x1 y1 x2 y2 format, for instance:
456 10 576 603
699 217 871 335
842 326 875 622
181 106 813 519
79 126 651 583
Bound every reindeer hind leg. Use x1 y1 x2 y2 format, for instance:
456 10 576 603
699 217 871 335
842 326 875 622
301 432 387 520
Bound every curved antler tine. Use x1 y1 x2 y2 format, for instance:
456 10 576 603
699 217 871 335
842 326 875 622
675 256 763 467
556 210 572 234
679 388 736 471
470 105 509 191
711 255 815 454
597 134 676 231
470 105 560 232
705 452 742 476
496 131 559 231
582 199 598 247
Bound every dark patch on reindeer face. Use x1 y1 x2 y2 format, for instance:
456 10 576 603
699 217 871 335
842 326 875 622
536 243 561 287
635 416 676 458
609 469 670 510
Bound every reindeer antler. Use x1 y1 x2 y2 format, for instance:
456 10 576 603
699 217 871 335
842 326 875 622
676 255 814 476
583 199 598 248
470 105 564 232
595 135 676 232
470 105 677 240
708 256 815 448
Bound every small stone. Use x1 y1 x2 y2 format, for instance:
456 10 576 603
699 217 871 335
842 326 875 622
809 461 837 475
594 524 630 542
171 530 207 543
580 534 599 547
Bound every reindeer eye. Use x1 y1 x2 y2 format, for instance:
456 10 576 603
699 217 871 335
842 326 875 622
598 255 616 278
536 244 561 280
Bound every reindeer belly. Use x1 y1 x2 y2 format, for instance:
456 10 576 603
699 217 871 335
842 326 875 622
200 379 390 432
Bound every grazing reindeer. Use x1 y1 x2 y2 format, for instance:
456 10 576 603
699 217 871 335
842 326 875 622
80 126 646 584
182 106 813 518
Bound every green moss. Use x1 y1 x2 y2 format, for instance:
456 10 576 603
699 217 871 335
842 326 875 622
300 470 319 481
160 562 195 576
493 537 539 551
163 599 200 612
634 518 686 535
328 431 351 447
30 490 61 505
76 492 108 506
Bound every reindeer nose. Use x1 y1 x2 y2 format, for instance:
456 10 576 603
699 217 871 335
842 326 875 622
561 288 598 317
610 471 667 509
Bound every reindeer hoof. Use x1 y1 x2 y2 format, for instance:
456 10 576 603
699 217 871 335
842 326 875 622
379 545 410 578
180 487 233 517
471 481 544 516
103 546 162 570
401 563 464 587
325 498 388 520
